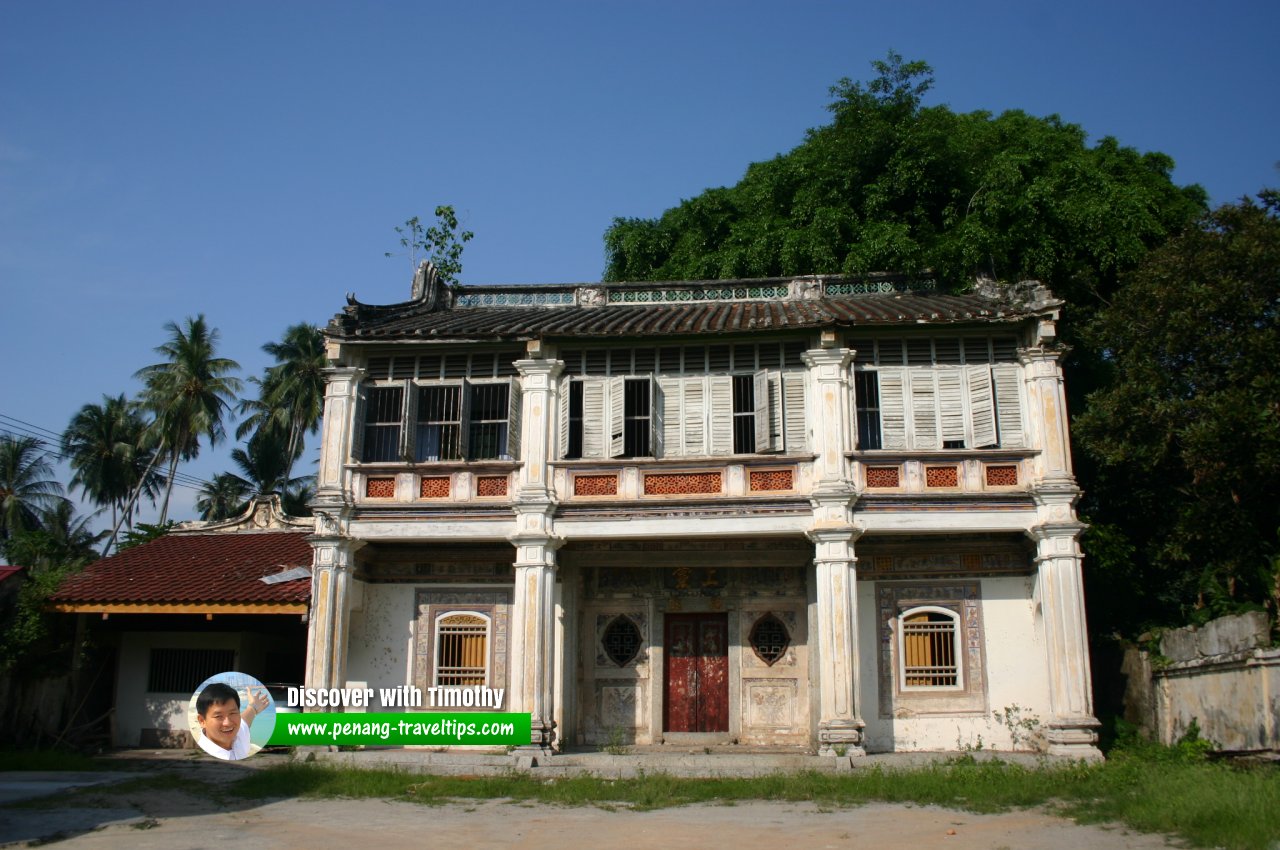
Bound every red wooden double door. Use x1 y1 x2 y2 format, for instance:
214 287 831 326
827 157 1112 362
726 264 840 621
663 613 729 733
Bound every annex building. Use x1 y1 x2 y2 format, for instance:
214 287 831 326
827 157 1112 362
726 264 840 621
305 266 1101 759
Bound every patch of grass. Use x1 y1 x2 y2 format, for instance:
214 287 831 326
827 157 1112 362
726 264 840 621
229 746 1280 849
0 749 101 771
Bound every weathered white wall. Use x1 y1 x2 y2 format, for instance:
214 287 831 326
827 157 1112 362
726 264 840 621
345 581 415 707
858 576 1052 753
115 631 240 747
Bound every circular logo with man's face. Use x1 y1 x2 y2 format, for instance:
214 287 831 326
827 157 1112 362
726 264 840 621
187 672 276 760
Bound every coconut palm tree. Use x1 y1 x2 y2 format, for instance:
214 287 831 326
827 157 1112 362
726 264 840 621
0 435 68 541
61 394 159 533
195 473 252 522
237 323 325 483
230 429 310 498
133 316 242 524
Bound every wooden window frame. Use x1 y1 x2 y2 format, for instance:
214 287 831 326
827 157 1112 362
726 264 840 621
433 611 492 688
896 605 963 692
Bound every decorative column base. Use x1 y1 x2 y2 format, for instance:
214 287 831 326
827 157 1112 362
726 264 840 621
1046 717 1103 761
818 719 866 757
517 719 557 756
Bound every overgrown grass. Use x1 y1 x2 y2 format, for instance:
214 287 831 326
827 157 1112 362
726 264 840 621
230 745 1280 850
0 748 101 771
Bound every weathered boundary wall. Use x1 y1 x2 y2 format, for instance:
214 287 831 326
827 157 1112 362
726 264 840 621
1122 611 1279 751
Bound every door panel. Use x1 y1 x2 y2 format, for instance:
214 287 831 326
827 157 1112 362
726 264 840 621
664 613 729 733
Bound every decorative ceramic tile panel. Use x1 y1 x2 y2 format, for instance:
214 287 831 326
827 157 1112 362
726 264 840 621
574 474 619 496
865 466 901 488
365 477 395 498
419 476 450 499
925 466 960 488
643 471 723 495
748 469 793 491
455 291 574 308
475 476 509 497
985 464 1019 486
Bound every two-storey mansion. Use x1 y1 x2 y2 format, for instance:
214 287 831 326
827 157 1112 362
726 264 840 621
305 266 1100 758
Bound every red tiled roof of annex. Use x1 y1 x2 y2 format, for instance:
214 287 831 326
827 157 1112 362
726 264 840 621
51 531 312 606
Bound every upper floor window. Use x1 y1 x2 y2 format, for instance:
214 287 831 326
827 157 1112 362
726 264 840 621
558 341 807 460
359 377 520 463
849 336 1024 451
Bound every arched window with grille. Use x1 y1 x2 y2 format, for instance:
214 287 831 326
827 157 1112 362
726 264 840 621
897 606 962 690
434 612 490 687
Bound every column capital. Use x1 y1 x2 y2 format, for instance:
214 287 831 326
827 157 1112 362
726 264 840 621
514 357 566 380
802 346 855 371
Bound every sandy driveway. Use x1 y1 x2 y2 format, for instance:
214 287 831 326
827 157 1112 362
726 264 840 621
0 768 1174 850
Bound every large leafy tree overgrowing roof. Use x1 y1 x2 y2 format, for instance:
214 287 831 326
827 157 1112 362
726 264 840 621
603 52 1207 317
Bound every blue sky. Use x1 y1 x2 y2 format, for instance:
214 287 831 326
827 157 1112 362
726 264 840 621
2 1 1277 530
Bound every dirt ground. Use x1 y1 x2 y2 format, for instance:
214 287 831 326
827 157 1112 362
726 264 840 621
0 755 1177 849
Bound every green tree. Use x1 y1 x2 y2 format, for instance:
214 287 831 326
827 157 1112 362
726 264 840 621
0 436 67 541
229 428 310 498
603 52 1205 320
386 205 474 285
61 394 159 534
133 316 242 525
236 323 325 484
195 473 252 521
1076 191 1280 631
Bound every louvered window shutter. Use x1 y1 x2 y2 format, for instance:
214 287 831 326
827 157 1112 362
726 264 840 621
708 375 734 455
753 370 775 452
582 379 606 458
937 369 965 446
967 366 997 448
878 368 907 450
646 375 658 458
557 379 570 459
910 368 940 450
608 375 626 458
505 377 521 460
992 364 1025 448
769 373 784 452
657 376 681 458
782 372 807 453
682 377 706 456
400 381 417 461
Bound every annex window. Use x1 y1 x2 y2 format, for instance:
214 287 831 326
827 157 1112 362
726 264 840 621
147 648 236 694
434 613 489 687
897 606 961 689
602 616 643 667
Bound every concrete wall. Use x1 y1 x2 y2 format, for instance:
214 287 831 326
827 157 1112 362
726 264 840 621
1124 612 1278 752
346 581 415 704
116 631 239 747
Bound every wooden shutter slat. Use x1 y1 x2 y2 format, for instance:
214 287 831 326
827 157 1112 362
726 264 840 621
992 364 1025 448
967 366 997 448
782 371 806 453
708 375 734 455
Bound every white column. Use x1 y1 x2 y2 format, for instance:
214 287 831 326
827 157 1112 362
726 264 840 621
304 533 364 695
803 342 864 754
1020 346 1074 485
514 350 564 501
1031 520 1102 760
508 515 561 753
316 366 364 502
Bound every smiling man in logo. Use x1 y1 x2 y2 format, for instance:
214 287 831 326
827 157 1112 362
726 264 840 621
194 682 270 760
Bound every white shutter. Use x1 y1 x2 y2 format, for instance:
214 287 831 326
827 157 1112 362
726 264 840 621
657 376 681 457
557 378 571 458
769 373 784 452
753 370 774 453
782 371 807 453
351 384 368 463
992 364 1025 448
682 377 706 456
909 367 940 450
608 375 626 458
967 366 997 448
582 379 606 458
708 375 734 455
937 369 965 445
878 368 907 450
646 375 658 458
505 377 521 460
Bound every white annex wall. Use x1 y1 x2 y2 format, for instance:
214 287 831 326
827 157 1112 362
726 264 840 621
857 576 1052 753
345 581 416 707
115 631 240 747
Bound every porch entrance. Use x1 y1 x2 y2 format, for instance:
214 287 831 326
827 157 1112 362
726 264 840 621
663 613 729 733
